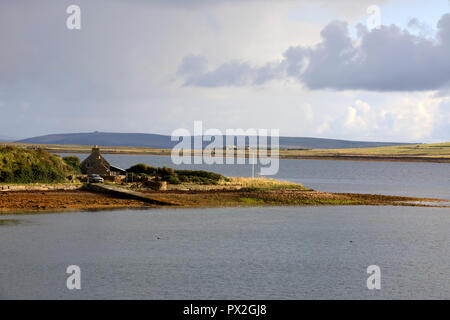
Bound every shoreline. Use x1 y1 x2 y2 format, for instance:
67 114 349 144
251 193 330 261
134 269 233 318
278 155 450 163
3 142 450 164
1 188 448 215
65 152 450 163
47 149 450 164
32 150 450 164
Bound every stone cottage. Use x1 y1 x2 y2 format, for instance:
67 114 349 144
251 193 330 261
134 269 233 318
80 146 111 175
80 146 127 177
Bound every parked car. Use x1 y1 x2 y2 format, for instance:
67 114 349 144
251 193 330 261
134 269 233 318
87 174 104 183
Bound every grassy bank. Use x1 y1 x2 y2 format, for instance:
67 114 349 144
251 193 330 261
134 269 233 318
0 146 79 183
3 142 450 163
223 177 307 191
279 142 450 161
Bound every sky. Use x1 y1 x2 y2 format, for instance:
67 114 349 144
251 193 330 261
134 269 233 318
1 0 450 142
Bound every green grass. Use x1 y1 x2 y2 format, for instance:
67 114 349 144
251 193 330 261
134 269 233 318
237 195 367 206
239 197 265 204
62 156 81 174
285 199 366 205
0 146 76 183
280 142 450 158
226 177 306 191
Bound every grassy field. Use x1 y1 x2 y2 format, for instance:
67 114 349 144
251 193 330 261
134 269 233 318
224 177 307 191
0 142 171 155
280 142 450 159
158 177 307 191
2 141 450 163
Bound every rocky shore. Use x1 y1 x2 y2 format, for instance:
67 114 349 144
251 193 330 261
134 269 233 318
0 186 448 214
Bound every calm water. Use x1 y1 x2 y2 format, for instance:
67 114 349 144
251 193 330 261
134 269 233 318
1 155 449 299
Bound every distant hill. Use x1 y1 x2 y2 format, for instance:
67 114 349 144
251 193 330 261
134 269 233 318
17 132 413 149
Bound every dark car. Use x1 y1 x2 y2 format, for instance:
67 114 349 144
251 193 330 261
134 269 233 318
87 174 104 183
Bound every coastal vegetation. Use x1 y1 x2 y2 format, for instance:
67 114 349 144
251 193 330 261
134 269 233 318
62 156 82 174
225 177 306 191
126 163 231 185
1 145 448 214
0 146 77 184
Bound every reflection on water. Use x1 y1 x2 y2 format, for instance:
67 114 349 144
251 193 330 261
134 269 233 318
0 219 23 226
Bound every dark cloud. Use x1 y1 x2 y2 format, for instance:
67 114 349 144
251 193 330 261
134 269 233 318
177 55 209 81
178 13 450 92
177 57 283 87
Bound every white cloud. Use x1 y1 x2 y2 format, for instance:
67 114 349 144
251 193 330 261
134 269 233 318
321 93 442 141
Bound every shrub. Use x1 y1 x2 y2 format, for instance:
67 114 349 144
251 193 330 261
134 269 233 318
176 170 226 182
127 163 157 175
157 166 175 176
0 146 69 183
145 166 157 175
173 170 228 185
127 163 148 174
164 174 180 184
125 163 229 185
62 156 81 174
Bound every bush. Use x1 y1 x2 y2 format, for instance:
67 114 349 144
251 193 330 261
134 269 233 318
145 166 157 175
127 163 148 174
62 156 81 174
176 170 225 181
125 163 229 185
127 163 157 175
164 174 181 184
0 146 69 183
157 166 175 176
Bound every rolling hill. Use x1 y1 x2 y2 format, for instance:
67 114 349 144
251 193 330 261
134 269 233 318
16 132 413 149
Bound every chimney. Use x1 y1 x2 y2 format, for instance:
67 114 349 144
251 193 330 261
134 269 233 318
91 145 101 159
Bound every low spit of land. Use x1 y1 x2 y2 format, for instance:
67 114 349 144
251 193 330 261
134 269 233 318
2 142 450 163
0 177 448 214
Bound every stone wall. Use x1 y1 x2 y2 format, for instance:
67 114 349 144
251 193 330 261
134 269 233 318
102 175 126 183
142 179 167 191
